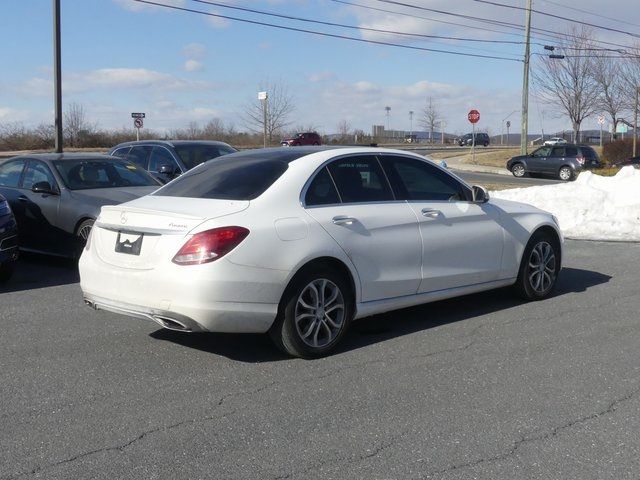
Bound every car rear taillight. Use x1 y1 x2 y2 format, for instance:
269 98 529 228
576 156 585 165
172 226 249 266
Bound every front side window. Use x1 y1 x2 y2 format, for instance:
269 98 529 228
53 160 159 190
0 159 26 188
126 146 152 168
381 156 466 201
305 167 340 206
533 147 552 157
149 147 180 173
327 156 393 203
22 160 58 190
155 156 288 200
173 144 237 170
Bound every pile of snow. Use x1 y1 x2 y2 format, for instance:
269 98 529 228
491 166 640 241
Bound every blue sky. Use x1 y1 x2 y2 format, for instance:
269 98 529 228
0 0 637 137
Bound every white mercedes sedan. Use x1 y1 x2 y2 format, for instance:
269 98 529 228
80 147 562 358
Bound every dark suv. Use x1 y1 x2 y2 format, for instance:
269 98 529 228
507 144 601 181
458 132 490 147
109 140 237 183
281 132 322 147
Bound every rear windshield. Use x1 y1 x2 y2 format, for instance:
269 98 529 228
154 156 288 200
173 144 237 170
53 159 160 190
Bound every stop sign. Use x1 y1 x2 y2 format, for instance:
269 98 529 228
468 109 480 124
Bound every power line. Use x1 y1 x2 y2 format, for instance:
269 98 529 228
541 0 640 29
132 0 523 61
472 0 640 40
190 0 527 46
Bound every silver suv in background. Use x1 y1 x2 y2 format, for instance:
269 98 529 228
507 144 601 181
109 140 237 183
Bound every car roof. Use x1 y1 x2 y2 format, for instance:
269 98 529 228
111 140 232 149
1 153 117 162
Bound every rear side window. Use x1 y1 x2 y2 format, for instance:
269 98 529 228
327 156 393 203
381 156 466 201
566 146 578 156
551 147 566 157
0 159 26 188
305 167 340 206
155 157 288 200
173 144 237 170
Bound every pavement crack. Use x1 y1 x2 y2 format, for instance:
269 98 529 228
419 384 640 479
273 430 409 480
5 382 278 479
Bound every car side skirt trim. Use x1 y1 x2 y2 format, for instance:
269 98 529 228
355 277 516 319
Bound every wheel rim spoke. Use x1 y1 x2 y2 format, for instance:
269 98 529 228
295 278 345 349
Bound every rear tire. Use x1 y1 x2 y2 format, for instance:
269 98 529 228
75 219 95 257
269 266 353 358
0 261 14 282
514 231 560 300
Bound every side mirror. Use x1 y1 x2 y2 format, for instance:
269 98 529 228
472 185 489 204
158 164 175 175
32 181 58 195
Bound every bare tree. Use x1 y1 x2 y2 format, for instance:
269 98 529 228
185 121 200 139
64 102 96 147
336 119 351 142
593 53 628 140
533 26 600 142
243 81 295 144
203 118 226 139
621 44 640 131
420 97 440 144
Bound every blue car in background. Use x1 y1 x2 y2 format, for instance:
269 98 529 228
0 193 18 282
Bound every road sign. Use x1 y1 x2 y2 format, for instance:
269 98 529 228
616 123 628 134
131 112 145 119
597 115 605 125
506 120 511 128
468 109 480 124
258 91 267 100
134 118 143 128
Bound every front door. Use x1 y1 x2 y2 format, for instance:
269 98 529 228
379 155 504 293
528 146 552 174
303 156 422 302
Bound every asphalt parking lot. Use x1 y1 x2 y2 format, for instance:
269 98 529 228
1 240 639 479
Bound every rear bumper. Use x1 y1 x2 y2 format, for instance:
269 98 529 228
79 249 287 334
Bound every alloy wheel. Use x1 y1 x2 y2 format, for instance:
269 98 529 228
527 241 556 294
512 164 525 177
559 167 572 181
294 278 345 348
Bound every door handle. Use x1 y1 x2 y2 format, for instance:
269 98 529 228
421 208 440 218
332 215 356 226
18 196 28 203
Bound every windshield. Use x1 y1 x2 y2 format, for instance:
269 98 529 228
154 155 288 200
53 159 160 190
173 144 237 170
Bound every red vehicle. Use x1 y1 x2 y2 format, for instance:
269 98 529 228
281 132 321 146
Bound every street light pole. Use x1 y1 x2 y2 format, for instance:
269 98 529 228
53 0 63 153
501 110 518 145
520 0 532 155
409 110 413 142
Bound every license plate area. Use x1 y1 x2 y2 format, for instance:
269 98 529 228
115 231 143 255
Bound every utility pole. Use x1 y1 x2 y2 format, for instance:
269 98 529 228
634 87 639 157
409 110 413 142
53 0 63 153
520 0 532 155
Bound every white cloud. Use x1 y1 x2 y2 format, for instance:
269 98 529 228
308 71 336 83
112 0 186 12
184 60 203 72
182 43 205 58
205 9 231 29
13 68 214 96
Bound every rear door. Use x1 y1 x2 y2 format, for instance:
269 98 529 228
0 159 27 245
546 146 566 175
303 155 422 302
380 155 504 293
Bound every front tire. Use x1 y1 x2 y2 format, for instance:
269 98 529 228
270 267 353 358
514 232 560 300
511 163 526 177
558 166 573 181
